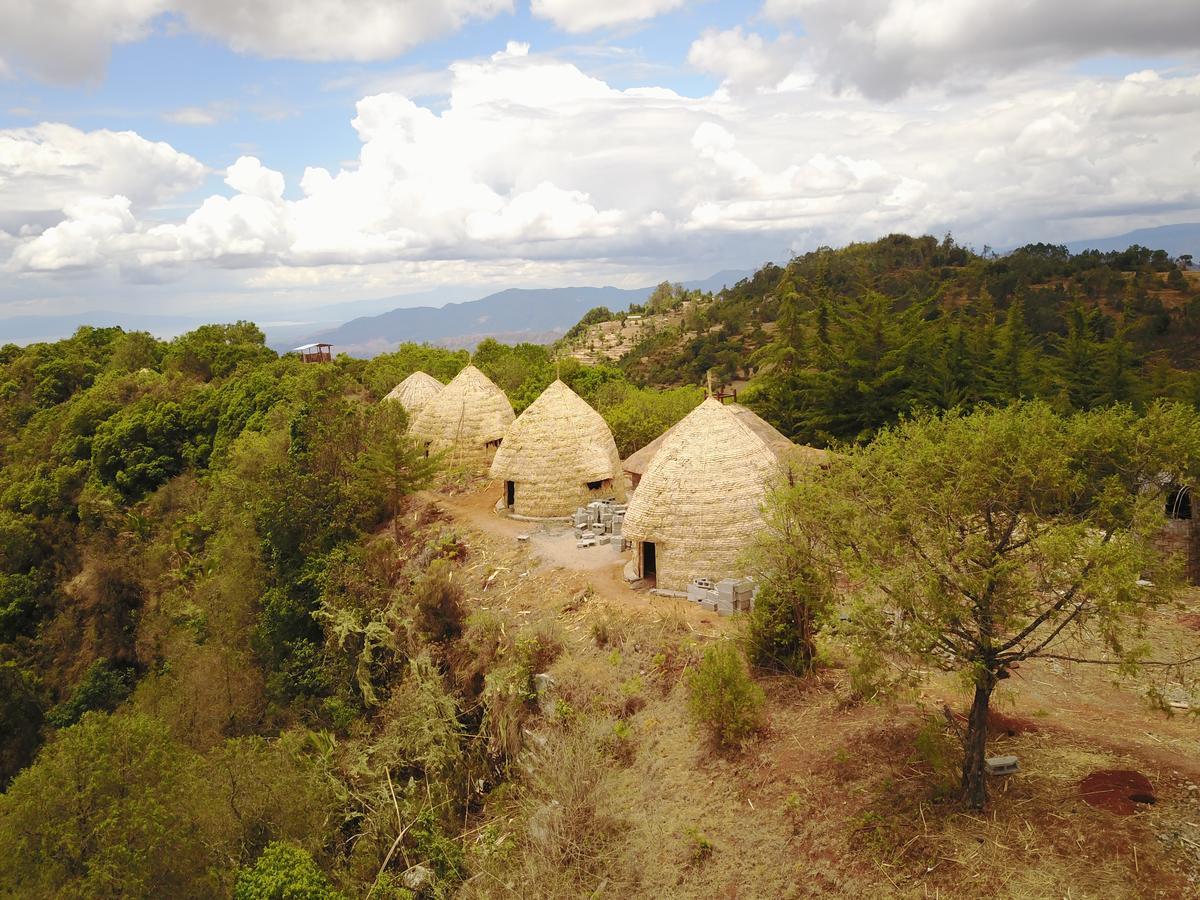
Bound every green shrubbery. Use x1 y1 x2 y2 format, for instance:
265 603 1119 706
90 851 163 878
235 843 344 900
686 642 766 749
45 658 137 728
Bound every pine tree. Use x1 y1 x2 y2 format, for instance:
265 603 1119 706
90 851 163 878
992 293 1040 399
1055 300 1102 409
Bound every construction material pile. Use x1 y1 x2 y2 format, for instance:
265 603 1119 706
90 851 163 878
686 577 756 616
572 500 626 548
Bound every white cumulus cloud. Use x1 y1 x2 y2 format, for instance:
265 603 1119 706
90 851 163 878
0 0 513 82
174 0 513 62
9 195 138 271
0 0 163 83
0 123 207 232
763 0 1200 98
687 27 803 92
530 0 687 33
3 46 1200 290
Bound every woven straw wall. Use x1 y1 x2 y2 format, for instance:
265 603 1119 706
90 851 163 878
410 365 515 471
622 397 817 592
490 380 626 517
382 371 444 419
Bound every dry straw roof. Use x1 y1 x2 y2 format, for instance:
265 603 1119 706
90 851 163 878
622 401 820 477
622 398 826 591
490 380 626 516
382 371 444 418
410 365 514 468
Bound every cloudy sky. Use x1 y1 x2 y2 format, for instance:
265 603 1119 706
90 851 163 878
2 0 1200 324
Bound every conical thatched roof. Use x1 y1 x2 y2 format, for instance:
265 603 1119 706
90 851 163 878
410 365 515 470
490 380 626 517
622 398 824 592
383 371 444 419
623 402 814 483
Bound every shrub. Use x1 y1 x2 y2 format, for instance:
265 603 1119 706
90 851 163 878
0 713 210 897
686 643 766 749
0 663 43 787
745 571 831 676
0 570 44 643
46 658 137 728
516 723 623 893
234 842 342 900
410 558 464 643
913 714 959 800
683 827 715 864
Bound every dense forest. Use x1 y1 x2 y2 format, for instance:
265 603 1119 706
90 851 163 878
0 321 708 897
597 235 1200 445
2 233 1199 897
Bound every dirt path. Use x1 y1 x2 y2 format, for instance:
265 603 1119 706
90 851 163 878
422 482 723 628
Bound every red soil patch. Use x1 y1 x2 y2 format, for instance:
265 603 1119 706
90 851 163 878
987 710 1039 737
948 707 1040 737
1178 612 1200 632
1079 769 1156 815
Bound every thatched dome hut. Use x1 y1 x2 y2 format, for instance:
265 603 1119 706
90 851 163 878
490 380 626 517
622 402 805 490
622 426 675 490
410 365 515 470
382 371 444 419
622 398 825 592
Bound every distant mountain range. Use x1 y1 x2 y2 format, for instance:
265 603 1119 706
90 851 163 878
6 222 1197 351
1064 222 1200 257
282 270 751 357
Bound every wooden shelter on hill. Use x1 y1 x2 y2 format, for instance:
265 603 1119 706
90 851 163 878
622 398 826 592
490 379 626 517
622 401 815 490
410 365 514 471
383 371 444 419
291 343 332 363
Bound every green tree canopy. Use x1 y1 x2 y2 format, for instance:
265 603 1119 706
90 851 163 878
761 400 1200 808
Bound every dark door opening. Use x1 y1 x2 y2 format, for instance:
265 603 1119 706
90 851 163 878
1167 485 1192 519
505 480 515 508
642 541 656 578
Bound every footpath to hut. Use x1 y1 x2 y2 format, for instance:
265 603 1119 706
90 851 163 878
422 482 723 627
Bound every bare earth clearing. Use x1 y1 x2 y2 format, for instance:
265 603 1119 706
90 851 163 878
424 483 1200 899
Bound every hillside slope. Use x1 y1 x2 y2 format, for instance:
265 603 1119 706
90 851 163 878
564 235 1200 446
292 271 750 357
437 486 1200 899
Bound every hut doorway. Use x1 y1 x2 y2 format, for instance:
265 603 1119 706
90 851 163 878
641 541 656 579
505 480 515 508
1165 485 1200 584
1167 486 1192 520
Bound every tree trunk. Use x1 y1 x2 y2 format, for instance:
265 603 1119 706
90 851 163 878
791 596 817 674
960 674 996 809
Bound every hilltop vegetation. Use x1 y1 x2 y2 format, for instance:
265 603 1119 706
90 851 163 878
2 236 1200 897
568 235 1200 445
0 320 711 897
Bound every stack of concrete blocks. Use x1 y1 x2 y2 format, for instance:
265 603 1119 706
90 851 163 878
686 577 756 615
572 500 627 544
